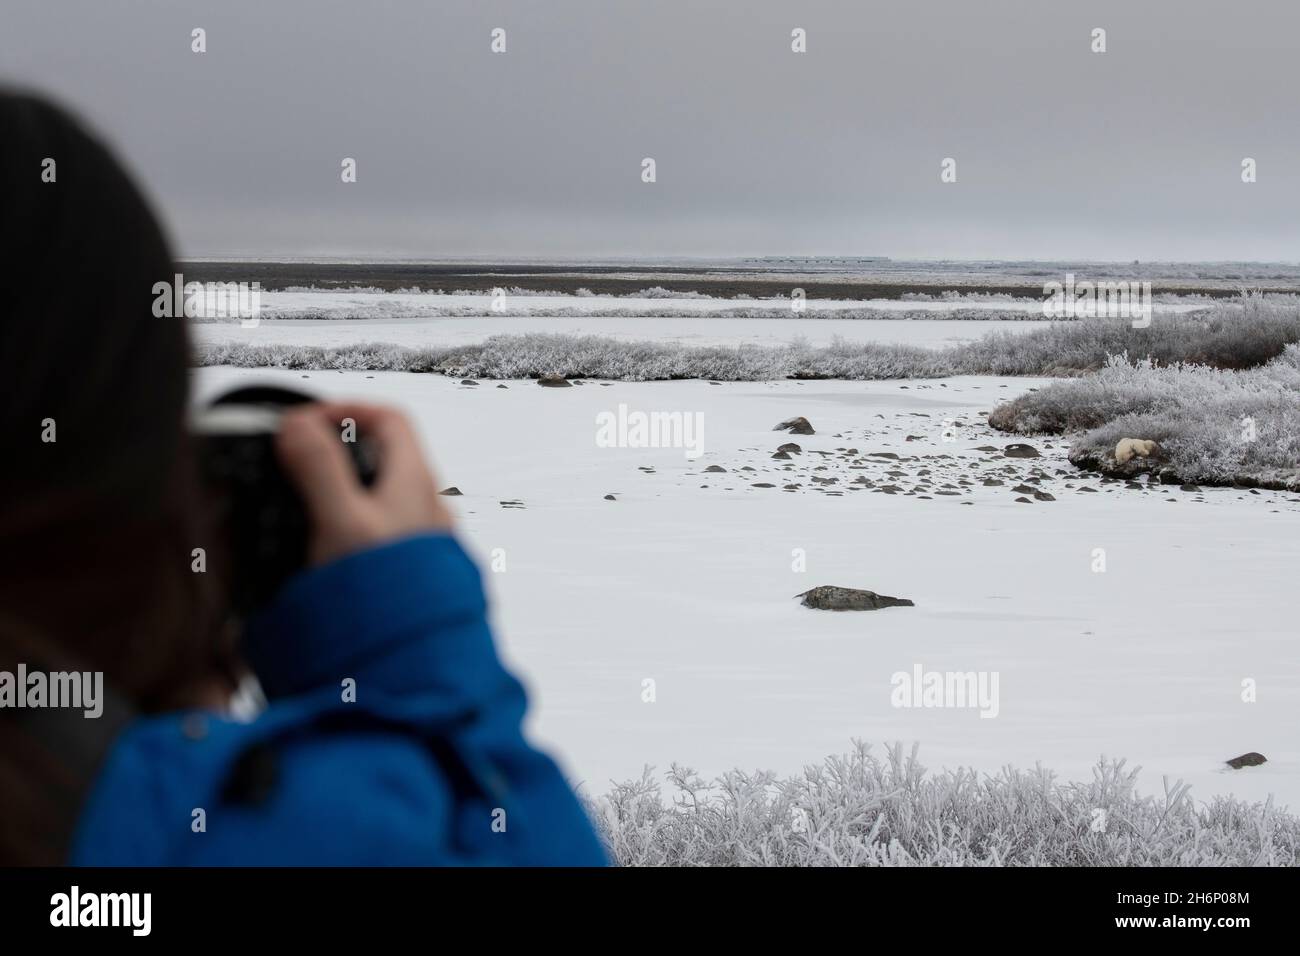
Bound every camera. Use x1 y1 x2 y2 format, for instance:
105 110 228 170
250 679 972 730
192 385 378 617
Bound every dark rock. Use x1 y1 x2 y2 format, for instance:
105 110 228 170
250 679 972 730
704 465 727 473
774 416 815 435
777 442 802 454
537 375 572 387
603 494 616 501
460 379 478 386
772 451 792 460
439 487 463 496
1004 444 1041 458
1226 752 1267 770
796 585 914 611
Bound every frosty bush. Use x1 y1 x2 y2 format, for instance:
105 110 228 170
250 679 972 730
588 742 1299 866
197 334 953 382
989 347 1300 488
953 295 1300 375
197 296 1300 381
635 286 712 299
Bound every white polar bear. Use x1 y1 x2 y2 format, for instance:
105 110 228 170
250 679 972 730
1115 437 1161 464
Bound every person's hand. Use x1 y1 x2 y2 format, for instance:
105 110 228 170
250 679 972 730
275 401 454 565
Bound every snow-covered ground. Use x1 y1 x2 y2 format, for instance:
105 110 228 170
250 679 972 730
253 290 1057 318
190 289 1209 350
194 315 1049 351
194 365 1300 811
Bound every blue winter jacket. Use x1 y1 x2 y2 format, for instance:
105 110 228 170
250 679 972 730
68 533 609 865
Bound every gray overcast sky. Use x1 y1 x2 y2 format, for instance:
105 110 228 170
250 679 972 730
3 0 1298 261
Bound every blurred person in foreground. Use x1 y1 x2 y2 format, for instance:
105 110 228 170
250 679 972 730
0 91 607 866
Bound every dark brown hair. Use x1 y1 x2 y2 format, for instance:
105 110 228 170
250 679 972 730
0 92 235 863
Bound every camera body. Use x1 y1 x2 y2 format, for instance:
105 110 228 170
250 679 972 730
192 385 377 618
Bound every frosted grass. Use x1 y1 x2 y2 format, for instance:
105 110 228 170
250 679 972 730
590 742 1298 866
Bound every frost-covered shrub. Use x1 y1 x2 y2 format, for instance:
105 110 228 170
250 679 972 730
990 351 1298 432
197 297 1300 381
989 347 1300 488
587 742 1300 867
198 334 954 382
635 286 712 299
1068 400 1300 488
954 296 1300 376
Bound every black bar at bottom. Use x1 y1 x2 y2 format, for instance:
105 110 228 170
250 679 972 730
0 866 1278 940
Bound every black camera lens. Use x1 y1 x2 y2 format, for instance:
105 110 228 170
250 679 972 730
193 386 377 618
